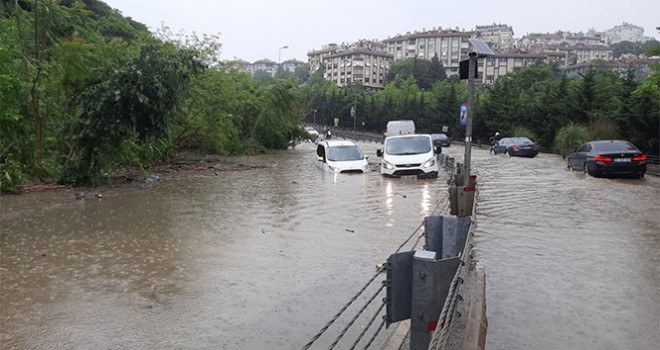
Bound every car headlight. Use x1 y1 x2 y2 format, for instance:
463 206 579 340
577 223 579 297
423 158 436 168
383 160 394 170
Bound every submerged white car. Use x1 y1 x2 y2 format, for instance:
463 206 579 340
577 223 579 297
304 126 319 140
376 134 440 179
316 140 369 173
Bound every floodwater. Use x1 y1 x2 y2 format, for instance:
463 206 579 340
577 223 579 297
471 147 660 350
0 141 450 350
1 141 658 350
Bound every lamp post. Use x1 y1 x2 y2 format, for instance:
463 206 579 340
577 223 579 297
313 109 317 125
278 45 289 64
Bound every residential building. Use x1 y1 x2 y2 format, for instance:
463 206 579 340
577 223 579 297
280 59 306 73
323 49 393 89
251 59 279 76
382 29 472 77
605 23 645 44
480 53 546 84
474 24 515 51
564 58 658 80
569 45 614 65
308 43 341 74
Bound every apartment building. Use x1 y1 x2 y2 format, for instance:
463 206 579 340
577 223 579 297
605 23 645 44
480 53 546 84
322 49 393 89
382 29 472 77
569 45 614 65
474 24 515 51
308 43 340 74
565 58 658 79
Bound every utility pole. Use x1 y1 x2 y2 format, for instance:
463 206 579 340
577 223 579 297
462 39 493 185
464 52 476 185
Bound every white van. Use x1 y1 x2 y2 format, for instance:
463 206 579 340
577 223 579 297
376 134 440 179
384 120 415 138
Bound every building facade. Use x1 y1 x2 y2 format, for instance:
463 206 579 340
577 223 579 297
474 23 516 51
605 23 645 44
322 49 393 89
479 53 546 84
382 29 472 76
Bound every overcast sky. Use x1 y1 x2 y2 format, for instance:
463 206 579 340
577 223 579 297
102 0 659 62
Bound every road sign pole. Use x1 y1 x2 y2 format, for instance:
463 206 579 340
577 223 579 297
464 52 477 185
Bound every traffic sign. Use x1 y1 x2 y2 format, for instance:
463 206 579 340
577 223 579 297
459 102 468 126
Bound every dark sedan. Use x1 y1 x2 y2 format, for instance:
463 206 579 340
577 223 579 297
568 140 647 178
431 133 451 147
491 137 539 157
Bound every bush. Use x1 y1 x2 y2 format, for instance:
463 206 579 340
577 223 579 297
512 127 537 142
0 155 27 193
554 123 590 158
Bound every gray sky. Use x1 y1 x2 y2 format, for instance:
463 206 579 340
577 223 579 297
103 0 659 62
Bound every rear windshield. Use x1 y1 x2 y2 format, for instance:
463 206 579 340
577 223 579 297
327 145 364 161
593 141 638 152
386 136 432 155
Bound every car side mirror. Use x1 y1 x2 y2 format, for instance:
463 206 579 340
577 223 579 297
376 149 383 157
435 146 442 154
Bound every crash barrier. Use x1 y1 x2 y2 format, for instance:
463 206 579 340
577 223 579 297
385 215 473 350
299 199 451 350
448 165 476 217
300 156 460 349
437 154 455 168
647 155 660 176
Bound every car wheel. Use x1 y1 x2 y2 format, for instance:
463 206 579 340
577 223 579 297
583 162 589 175
567 159 571 170
639 173 645 179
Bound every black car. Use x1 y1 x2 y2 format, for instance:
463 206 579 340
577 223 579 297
491 137 538 158
568 140 647 178
431 133 451 147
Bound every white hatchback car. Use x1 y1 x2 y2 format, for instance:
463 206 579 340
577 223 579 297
316 140 369 173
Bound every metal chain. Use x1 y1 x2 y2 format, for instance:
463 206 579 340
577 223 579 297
300 271 382 350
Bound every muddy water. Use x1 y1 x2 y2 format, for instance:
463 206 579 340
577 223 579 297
0 141 451 350
2 141 658 350
471 148 660 350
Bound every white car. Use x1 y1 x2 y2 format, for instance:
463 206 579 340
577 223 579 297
376 134 440 179
316 140 369 174
304 126 319 140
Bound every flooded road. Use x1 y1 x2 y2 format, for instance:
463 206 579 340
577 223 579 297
1 140 658 350
1 141 450 350
471 147 660 350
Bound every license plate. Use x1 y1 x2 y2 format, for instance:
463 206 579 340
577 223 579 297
614 158 630 162
401 175 417 180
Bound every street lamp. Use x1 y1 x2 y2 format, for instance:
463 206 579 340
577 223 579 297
278 45 289 64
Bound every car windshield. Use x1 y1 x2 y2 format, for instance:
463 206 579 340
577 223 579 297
327 145 364 161
593 141 638 152
386 136 431 155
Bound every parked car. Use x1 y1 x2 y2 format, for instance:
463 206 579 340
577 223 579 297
431 133 451 147
491 137 538 157
316 140 369 173
304 126 319 140
376 134 441 179
567 140 647 178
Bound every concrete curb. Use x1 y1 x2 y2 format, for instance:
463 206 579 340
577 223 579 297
463 266 488 350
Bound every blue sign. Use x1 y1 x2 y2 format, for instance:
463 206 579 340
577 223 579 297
459 102 469 126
